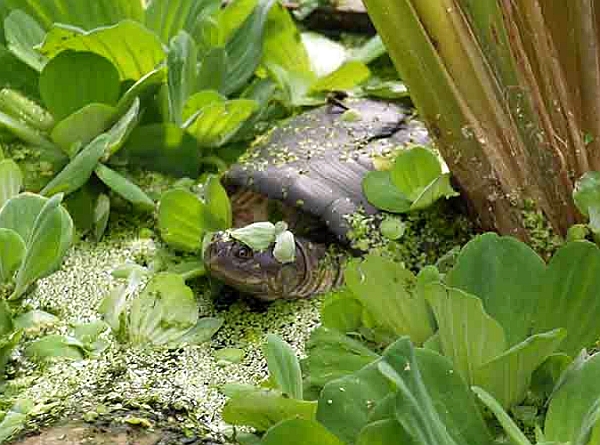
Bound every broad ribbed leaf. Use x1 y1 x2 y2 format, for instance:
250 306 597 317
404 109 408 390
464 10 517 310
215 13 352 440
128 273 198 346
222 387 317 432
0 0 143 33
545 352 600 443
474 329 566 409
262 419 344 445
0 228 24 282
390 146 442 202
197 48 227 92
94 164 154 211
311 61 371 92
263 334 303 400
0 88 53 132
186 98 257 147
0 193 45 242
116 67 166 116
536 241 600 357
41 134 108 197
115 123 201 177
344 255 435 344
145 0 219 44
203 174 231 230
303 327 380 388
50 104 115 156
446 233 546 345
0 109 54 148
104 98 140 159
167 31 197 125
424 282 506 384
12 193 73 299
25 334 85 361
4 10 46 71
0 159 22 207
0 44 39 99
158 188 205 252
222 0 276 95
93 193 110 241
362 170 411 213
39 21 166 81
40 51 120 121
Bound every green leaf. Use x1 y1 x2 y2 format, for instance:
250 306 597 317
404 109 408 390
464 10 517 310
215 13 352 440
474 329 566 409
115 123 201 177
222 387 317 432
94 164 154 211
50 104 115 156
128 273 198 347
263 334 303 400
262 419 344 445
73 321 107 345
0 192 47 242
472 387 533 445
574 170 600 233
222 0 276 95
379 216 406 240
197 47 227 92
348 35 387 65
93 193 110 241
39 21 165 81
545 352 600 443
0 0 143 32
39 51 120 121
13 310 58 331
536 241 600 357
41 133 108 197
203 174 231 230
363 170 411 213
356 419 413 445
186 98 258 147
217 0 256 42
167 31 197 125
390 146 442 202
0 158 22 207
104 98 140 160
0 228 25 282
158 188 205 252
229 221 276 251
262 3 313 77
12 193 73 299
363 80 409 100
182 90 223 122
145 0 219 44
25 334 85 361
303 326 379 388
0 44 40 99
424 282 506 385
173 317 223 346
320 287 364 334
0 88 54 132
344 255 435 344
4 10 46 71
0 407 27 443
0 109 54 149
301 32 346 78
446 233 546 346
409 173 459 211
116 67 166 117
311 61 371 92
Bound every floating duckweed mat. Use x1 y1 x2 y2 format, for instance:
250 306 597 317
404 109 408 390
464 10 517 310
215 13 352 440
9 222 322 440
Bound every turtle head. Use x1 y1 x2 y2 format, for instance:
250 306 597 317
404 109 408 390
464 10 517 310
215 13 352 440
204 232 305 300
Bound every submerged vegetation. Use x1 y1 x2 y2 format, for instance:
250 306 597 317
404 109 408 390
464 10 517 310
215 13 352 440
0 0 599 444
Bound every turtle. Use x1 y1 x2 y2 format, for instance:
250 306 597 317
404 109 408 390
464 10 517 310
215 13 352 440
203 98 431 301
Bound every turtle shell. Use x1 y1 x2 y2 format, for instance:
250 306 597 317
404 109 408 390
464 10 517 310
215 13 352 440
226 99 430 241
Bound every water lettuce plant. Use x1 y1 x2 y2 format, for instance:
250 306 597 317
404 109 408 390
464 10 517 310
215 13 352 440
0 160 73 300
363 145 458 213
158 174 232 252
99 267 223 348
303 233 600 412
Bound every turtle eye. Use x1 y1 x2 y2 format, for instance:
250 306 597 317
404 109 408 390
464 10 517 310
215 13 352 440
235 246 253 260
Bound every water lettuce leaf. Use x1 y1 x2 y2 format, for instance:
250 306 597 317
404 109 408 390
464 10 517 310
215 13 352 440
39 21 165 81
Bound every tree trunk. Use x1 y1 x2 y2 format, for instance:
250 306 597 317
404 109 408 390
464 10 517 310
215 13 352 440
362 0 596 238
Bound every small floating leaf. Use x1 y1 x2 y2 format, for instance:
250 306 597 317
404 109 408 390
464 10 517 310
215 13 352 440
229 221 276 251
273 230 295 263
